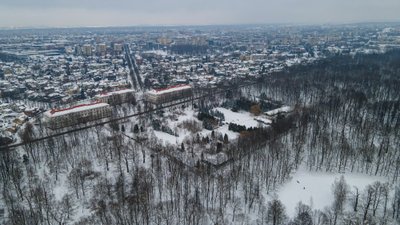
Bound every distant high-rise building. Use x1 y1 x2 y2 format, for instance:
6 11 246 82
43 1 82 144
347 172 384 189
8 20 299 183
96 43 107 55
113 43 123 53
74 45 82 56
82 44 92 56
158 37 172 45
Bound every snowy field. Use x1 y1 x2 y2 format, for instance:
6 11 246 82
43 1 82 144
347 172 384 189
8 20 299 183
153 130 177 145
277 170 388 217
215 107 271 128
215 107 260 128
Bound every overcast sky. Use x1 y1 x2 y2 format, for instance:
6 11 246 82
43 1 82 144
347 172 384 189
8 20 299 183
1 0 399 28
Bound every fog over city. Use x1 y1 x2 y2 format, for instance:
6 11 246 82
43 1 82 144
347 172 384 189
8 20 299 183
1 0 400 27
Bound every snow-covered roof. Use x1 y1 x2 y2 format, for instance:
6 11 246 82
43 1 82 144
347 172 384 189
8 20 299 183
95 89 135 97
265 106 293 116
147 84 192 95
44 102 109 117
143 50 168 56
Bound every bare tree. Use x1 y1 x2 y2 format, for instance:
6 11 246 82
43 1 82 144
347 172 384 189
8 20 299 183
267 199 287 225
363 185 375 223
332 175 349 225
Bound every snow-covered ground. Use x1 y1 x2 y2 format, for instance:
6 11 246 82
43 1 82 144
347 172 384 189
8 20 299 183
154 108 198 144
167 108 197 129
277 170 388 217
210 124 239 140
265 106 293 116
215 107 268 128
153 130 177 145
153 106 273 146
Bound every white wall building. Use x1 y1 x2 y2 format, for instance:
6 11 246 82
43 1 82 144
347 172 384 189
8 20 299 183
95 89 136 105
145 84 193 105
44 102 111 129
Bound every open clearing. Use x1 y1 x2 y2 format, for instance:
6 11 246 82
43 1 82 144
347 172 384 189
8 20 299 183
277 170 388 217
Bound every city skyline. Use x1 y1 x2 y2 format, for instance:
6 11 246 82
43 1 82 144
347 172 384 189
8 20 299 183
1 0 400 28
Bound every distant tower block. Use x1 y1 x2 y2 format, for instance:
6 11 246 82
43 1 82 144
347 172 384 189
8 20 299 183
82 44 92 56
113 43 123 53
74 45 82 55
96 43 107 56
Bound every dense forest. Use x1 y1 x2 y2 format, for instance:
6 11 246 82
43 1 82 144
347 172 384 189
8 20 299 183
1 50 400 225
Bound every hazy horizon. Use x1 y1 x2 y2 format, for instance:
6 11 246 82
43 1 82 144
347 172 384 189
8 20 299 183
1 0 400 28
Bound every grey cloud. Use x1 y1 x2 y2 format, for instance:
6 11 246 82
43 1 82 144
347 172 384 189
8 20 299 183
0 0 399 27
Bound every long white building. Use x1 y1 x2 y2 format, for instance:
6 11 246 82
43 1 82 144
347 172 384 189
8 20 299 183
145 84 193 105
44 102 111 129
95 89 136 105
